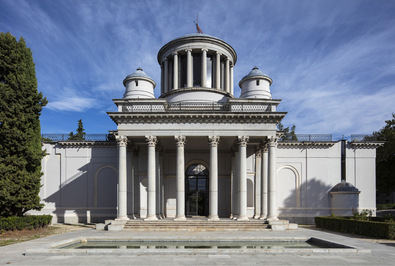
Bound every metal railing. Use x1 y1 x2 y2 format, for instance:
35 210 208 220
42 134 112 142
281 134 333 142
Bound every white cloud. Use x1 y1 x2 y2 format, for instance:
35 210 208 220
46 96 96 112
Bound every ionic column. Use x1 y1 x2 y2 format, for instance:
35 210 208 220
215 52 221 89
127 147 135 219
230 153 235 219
145 136 157 220
225 58 230 93
208 136 220 220
267 137 278 220
201 48 207 87
254 149 262 218
237 136 249 221
116 135 129 220
164 58 168 93
155 147 161 218
175 136 186 220
173 52 178 90
260 144 269 219
186 49 193 87
230 65 234 95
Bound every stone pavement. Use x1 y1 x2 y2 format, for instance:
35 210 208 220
0 227 394 265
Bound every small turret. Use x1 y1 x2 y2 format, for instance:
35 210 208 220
239 66 272 99
123 67 156 99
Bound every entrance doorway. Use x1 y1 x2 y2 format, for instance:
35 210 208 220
185 164 209 217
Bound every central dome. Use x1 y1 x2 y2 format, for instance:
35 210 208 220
157 33 237 103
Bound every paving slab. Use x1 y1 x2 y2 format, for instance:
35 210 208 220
0 227 395 265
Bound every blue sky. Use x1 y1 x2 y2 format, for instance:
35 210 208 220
1 0 394 136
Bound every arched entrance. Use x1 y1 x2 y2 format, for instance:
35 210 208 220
185 164 209 217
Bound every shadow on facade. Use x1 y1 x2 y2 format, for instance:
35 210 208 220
45 146 118 223
278 178 333 224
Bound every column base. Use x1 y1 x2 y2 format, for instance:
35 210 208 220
208 216 219 221
115 216 130 221
144 216 158 221
237 216 249 221
259 215 267 220
253 215 261 219
267 216 279 222
174 216 186 221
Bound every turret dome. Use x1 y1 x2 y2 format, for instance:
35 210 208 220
123 67 156 99
239 66 272 99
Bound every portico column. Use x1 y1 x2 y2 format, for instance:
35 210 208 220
164 58 168 93
127 147 135 219
230 65 234 95
175 136 186 220
145 136 158 220
225 58 230 93
186 49 193 87
215 52 221 89
254 149 262 218
238 136 249 221
116 135 129 220
173 52 178 90
201 48 207 87
267 137 278 220
208 136 220 220
260 144 269 219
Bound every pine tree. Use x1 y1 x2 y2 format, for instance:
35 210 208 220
0 32 47 217
277 122 297 141
68 119 86 141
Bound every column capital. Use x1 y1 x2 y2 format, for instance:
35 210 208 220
208 136 220 147
255 149 262 158
201 48 208 52
164 57 168 62
175 135 186 147
237 136 249 147
268 136 278 147
145 136 157 147
172 51 178 56
215 51 222 56
185 48 192 53
116 135 128 147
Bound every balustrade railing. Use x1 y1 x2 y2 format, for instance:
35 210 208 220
42 134 112 142
281 134 333 142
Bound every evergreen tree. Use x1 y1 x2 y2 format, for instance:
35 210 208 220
0 32 47 217
277 122 297 141
68 119 86 141
365 114 395 196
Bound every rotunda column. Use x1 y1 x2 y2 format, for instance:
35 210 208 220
215 52 221 89
164 58 168 93
208 136 220 221
201 48 207 87
254 148 262 218
238 136 249 221
230 64 234 95
267 137 278 221
145 136 158 220
186 49 193 87
175 136 186 220
116 135 129 220
173 52 178 90
260 143 269 219
225 58 230 93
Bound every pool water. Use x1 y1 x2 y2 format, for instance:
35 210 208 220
61 238 352 250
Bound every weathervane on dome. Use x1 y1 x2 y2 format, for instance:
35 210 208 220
194 15 203 34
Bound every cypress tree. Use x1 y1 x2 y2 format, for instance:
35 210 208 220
0 32 47 217
68 119 86 141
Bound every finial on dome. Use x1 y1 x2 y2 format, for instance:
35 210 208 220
194 14 203 34
136 67 143 71
252 66 259 70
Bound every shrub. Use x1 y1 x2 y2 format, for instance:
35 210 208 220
377 203 395 210
315 216 395 240
0 215 52 232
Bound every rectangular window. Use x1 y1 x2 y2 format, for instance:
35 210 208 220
193 52 202 87
256 80 260 86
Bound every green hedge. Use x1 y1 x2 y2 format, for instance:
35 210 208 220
315 216 395 240
0 215 52 232
377 203 395 210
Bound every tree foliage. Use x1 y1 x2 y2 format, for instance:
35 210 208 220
365 113 395 195
0 32 47 216
68 119 86 141
277 122 297 141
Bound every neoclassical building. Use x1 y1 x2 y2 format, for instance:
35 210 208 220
36 33 380 224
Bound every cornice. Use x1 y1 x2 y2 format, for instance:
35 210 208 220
277 141 336 148
349 141 384 149
107 112 286 124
